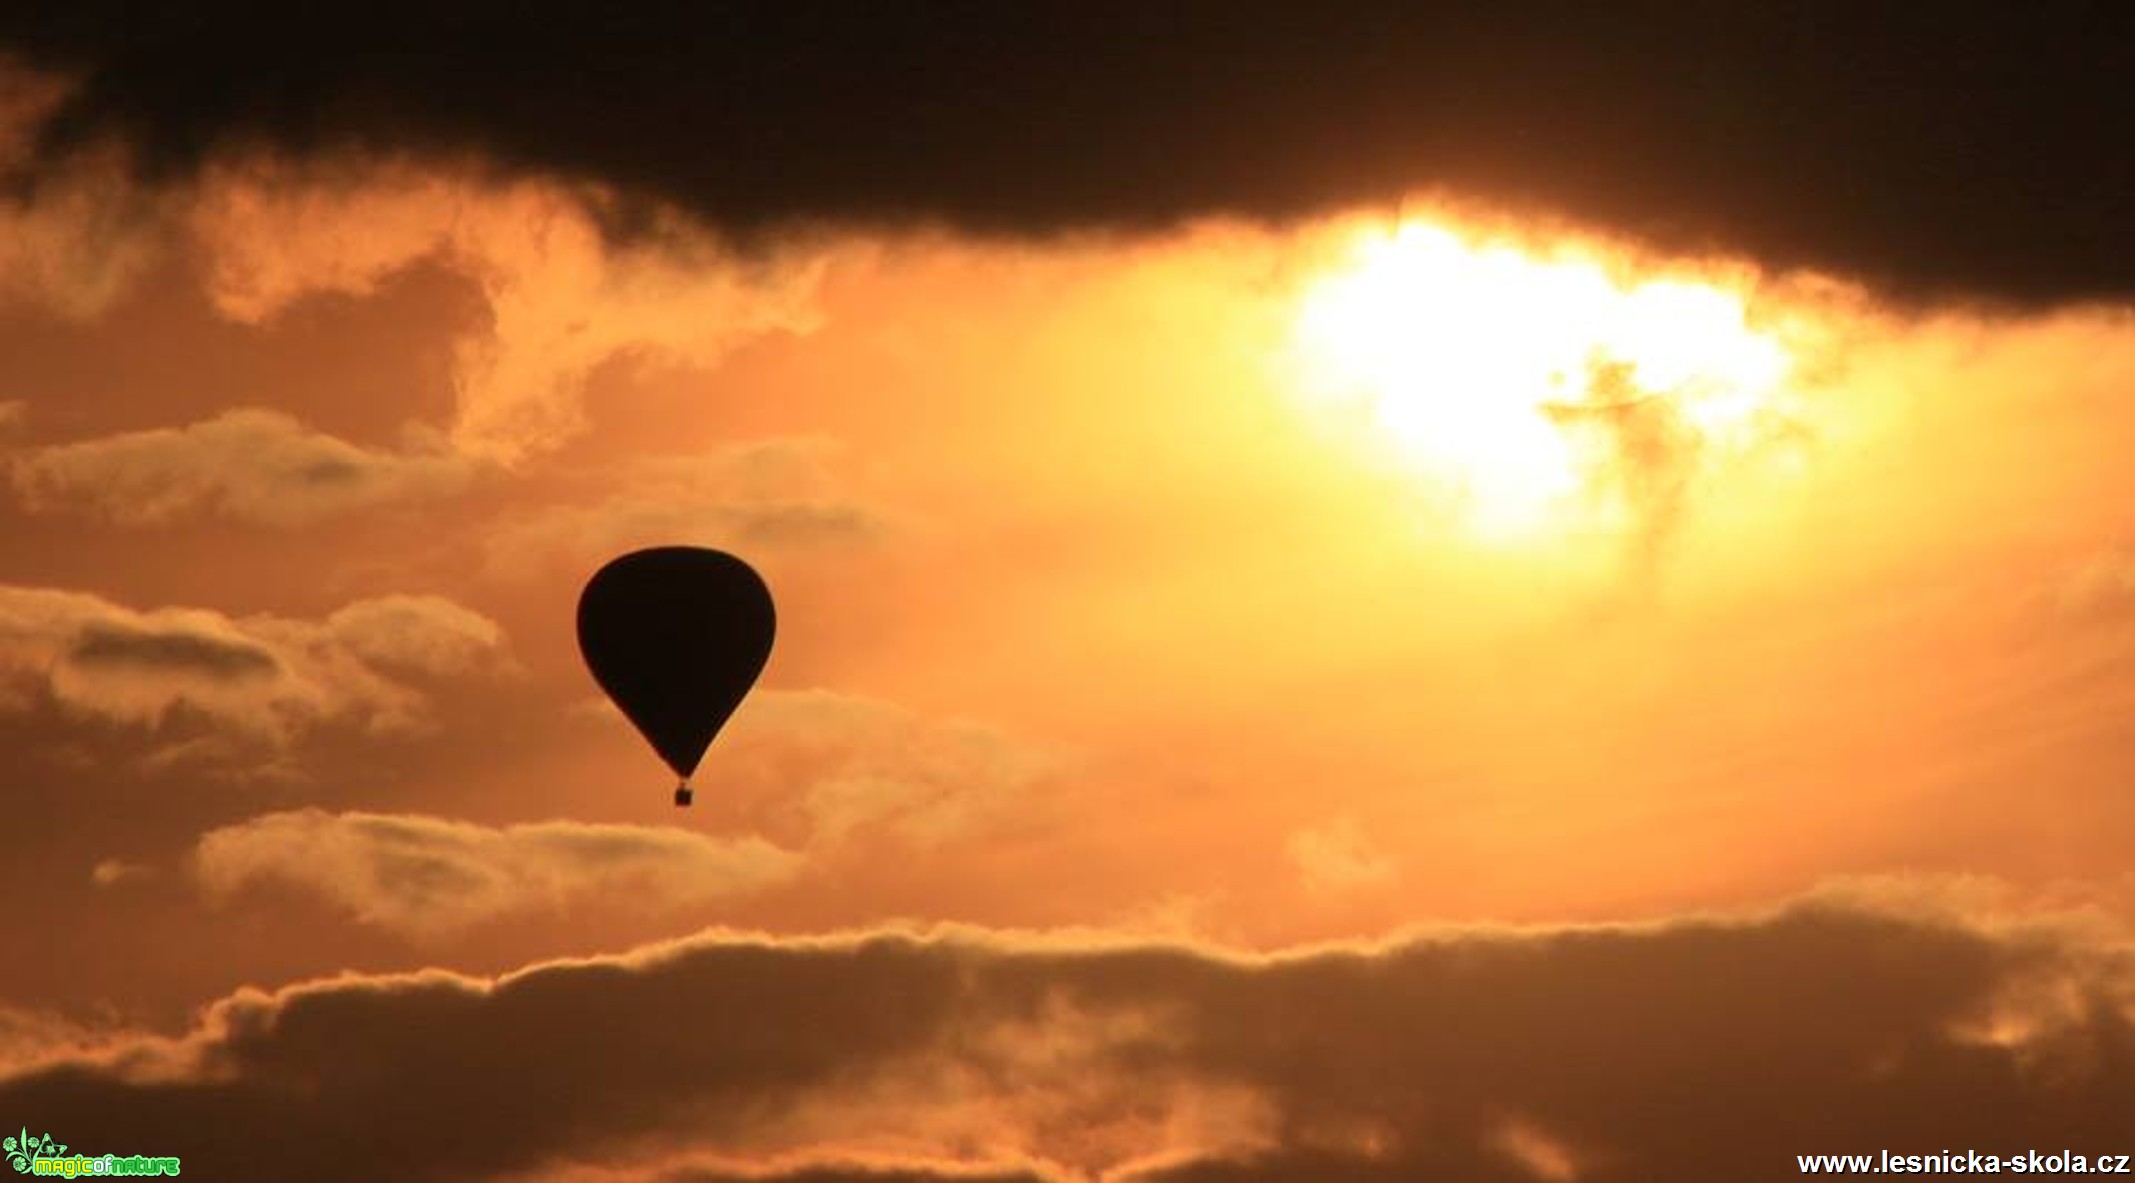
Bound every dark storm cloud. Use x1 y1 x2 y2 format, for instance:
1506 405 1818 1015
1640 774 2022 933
1 2 2129 308
2 892 2129 1181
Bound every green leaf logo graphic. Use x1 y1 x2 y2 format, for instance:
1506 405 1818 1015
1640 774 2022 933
5 1128 61 1175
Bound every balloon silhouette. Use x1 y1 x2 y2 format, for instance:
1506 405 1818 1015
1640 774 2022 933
576 547 775 806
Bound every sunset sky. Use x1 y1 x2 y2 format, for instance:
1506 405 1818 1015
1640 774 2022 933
2 5 2132 1180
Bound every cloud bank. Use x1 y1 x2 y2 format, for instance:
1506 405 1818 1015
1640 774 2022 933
4 4 2129 307
1 888 2128 1181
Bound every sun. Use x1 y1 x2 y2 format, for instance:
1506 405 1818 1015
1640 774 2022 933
1292 220 1793 540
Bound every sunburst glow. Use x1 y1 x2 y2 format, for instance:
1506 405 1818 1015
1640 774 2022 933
1293 222 1794 539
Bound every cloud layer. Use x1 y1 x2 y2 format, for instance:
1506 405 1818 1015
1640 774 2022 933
1 888 2128 1181
4 5 2130 306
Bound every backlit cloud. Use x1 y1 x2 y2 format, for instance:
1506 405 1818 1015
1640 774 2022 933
2 58 163 317
0 584 506 744
1 887 2127 1181
7 408 473 526
89 858 151 887
527 1156 1067 1183
1286 818 1396 894
323 594 510 678
487 439 893 577
188 162 830 464
0 1005 126 1079
5 8 2128 306
709 690 1064 850
195 809 802 936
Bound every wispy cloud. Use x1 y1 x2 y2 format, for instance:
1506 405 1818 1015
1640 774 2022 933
89 858 152 887
485 439 895 577
1286 817 1396 894
189 162 831 464
706 690 1063 850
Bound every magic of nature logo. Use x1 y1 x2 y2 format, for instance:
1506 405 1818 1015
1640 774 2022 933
6 1128 180 1177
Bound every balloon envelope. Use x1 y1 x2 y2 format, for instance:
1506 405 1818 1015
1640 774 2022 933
576 547 775 781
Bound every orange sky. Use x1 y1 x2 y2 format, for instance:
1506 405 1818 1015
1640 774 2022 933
4 96 2134 1181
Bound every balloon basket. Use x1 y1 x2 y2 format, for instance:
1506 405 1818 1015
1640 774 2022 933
674 782 694 808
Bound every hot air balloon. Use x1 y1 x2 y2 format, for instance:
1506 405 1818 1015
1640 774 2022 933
576 547 775 807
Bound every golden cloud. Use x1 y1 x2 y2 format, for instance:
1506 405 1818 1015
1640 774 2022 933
7 408 474 526
195 809 803 937
0 583 508 744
